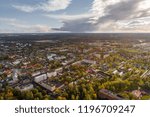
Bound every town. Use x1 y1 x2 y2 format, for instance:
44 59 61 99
0 33 150 100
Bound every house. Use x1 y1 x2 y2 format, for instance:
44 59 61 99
113 70 124 76
113 70 118 74
119 71 124 76
131 90 147 99
96 71 112 79
55 67 63 73
12 59 21 65
99 89 123 100
22 61 30 66
72 61 82 65
104 54 110 59
94 54 101 59
47 53 57 61
131 90 142 99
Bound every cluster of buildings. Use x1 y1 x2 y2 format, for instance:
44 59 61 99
1 37 150 100
33 67 64 92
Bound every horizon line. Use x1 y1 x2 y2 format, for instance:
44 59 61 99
0 32 150 34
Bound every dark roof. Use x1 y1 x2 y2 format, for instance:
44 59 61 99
99 89 123 100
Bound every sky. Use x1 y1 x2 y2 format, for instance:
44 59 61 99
0 0 150 33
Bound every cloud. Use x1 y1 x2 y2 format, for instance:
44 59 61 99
44 13 96 32
12 5 35 13
45 13 93 21
91 0 150 32
0 17 52 33
58 18 95 32
45 13 95 32
117 16 150 32
12 0 72 13
53 0 150 32
8 0 150 32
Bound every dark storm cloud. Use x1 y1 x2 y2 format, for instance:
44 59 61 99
57 0 150 32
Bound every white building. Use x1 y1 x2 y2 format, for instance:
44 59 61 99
119 72 124 76
82 59 96 65
12 69 19 82
12 60 21 65
47 72 57 78
34 74 47 83
47 54 57 61
40 83 56 92
113 70 118 74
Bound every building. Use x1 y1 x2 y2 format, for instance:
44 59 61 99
47 53 57 61
16 84 34 91
96 70 112 79
34 74 47 83
99 89 123 100
131 90 147 99
47 72 57 78
72 61 82 65
62 59 74 66
82 59 96 65
131 90 142 99
113 70 118 74
12 69 19 82
141 70 150 78
39 83 56 92
32 71 41 77
12 59 21 65
55 67 63 73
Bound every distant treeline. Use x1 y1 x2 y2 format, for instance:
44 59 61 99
0 33 150 42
